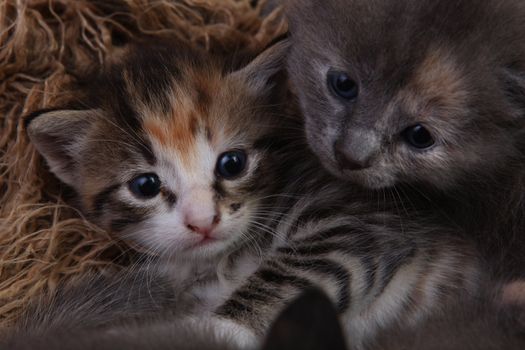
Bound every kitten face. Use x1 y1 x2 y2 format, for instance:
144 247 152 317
287 0 525 190
27 41 289 261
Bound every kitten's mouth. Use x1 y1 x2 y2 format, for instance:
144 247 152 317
341 168 394 190
188 234 224 249
182 234 232 258
197 236 217 245
325 157 393 189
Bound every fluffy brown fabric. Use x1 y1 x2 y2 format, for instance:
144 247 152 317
0 0 285 328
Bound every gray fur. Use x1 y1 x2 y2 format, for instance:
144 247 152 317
286 0 525 277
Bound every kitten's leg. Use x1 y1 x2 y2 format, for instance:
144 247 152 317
209 218 481 349
17 267 178 333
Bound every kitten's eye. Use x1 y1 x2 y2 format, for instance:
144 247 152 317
129 173 161 198
327 71 359 100
402 124 435 149
216 150 247 179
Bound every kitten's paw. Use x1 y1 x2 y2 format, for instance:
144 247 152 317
188 316 258 349
214 318 258 348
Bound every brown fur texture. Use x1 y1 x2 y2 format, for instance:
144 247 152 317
0 0 285 328
25 38 291 262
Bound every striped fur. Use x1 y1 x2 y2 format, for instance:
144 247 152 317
26 39 481 348
210 184 480 348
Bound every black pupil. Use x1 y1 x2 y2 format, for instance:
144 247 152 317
405 125 434 149
336 75 355 92
329 72 358 99
217 151 246 178
130 174 160 198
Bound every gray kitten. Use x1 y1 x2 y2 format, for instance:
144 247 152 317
286 0 525 276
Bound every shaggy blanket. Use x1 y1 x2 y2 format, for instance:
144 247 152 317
0 0 285 328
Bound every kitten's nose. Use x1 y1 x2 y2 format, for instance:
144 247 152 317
181 188 221 236
333 135 375 171
185 213 221 236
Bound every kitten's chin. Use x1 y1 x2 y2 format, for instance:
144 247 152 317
321 160 396 190
181 237 234 260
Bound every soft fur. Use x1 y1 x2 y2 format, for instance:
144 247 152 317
0 0 285 327
23 35 482 349
8 277 525 350
286 0 525 277
4 288 346 350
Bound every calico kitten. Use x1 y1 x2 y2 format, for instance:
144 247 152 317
26 39 480 348
286 0 525 276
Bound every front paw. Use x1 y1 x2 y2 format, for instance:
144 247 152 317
189 316 258 349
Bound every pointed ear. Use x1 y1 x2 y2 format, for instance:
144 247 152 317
231 38 290 93
25 109 100 187
261 288 347 350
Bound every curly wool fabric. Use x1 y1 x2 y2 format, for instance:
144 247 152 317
0 0 285 327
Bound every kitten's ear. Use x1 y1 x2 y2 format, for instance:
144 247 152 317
232 38 290 93
25 109 100 187
261 288 347 350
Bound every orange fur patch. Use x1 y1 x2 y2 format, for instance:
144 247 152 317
143 90 207 166
410 47 469 111
142 68 227 163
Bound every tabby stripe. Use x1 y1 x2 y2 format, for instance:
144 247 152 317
292 206 344 229
108 71 158 167
256 268 313 290
280 257 351 312
92 184 121 215
110 217 143 232
295 224 373 246
361 255 378 295
263 203 296 234
139 137 157 166
216 272 306 321
241 165 275 195
216 298 253 318
284 225 378 295
280 241 366 256
160 188 177 206
235 288 279 303
375 245 417 297
112 84 142 135
278 243 377 295
213 180 227 199
109 202 152 232
217 274 307 320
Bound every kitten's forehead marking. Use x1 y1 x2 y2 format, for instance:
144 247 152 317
402 46 469 115
141 71 222 167
143 103 200 156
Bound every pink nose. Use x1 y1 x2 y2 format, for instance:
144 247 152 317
185 214 221 236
